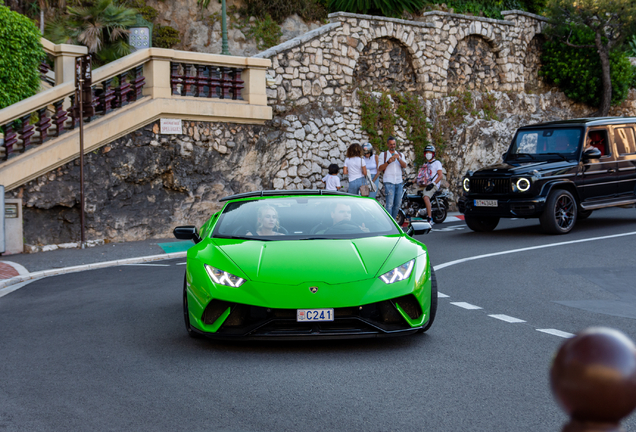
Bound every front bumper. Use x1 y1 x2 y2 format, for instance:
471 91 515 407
458 195 547 218
190 297 428 340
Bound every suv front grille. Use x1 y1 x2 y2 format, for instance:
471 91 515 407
471 178 511 194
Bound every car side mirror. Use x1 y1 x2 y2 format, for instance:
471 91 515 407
582 147 602 161
502 151 507 161
173 226 202 244
407 221 432 237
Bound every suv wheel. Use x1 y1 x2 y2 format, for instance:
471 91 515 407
540 190 577 234
465 215 500 232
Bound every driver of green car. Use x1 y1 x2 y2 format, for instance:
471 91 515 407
311 202 368 234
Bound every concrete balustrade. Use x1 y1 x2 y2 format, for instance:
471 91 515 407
0 45 272 191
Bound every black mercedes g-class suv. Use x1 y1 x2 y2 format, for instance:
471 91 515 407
457 117 636 234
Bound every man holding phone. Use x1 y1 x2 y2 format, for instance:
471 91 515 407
377 136 408 220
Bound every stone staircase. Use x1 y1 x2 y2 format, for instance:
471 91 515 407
0 40 272 191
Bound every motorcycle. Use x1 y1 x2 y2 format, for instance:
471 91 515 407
396 178 449 226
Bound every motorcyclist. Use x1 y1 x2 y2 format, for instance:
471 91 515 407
416 144 443 223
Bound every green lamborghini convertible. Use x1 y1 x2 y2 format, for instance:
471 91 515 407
174 190 436 340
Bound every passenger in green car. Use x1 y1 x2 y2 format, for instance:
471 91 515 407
247 205 285 236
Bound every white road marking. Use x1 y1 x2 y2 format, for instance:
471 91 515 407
489 314 526 323
438 292 449 298
176 262 187 265
536 329 574 338
435 226 466 232
122 263 171 267
450 302 482 310
433 230 636 271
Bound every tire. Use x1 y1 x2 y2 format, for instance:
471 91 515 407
418 267 438 333
432 205 447 224
540 189 577 234
183 275 203 339
465 215 500 232
396 210 405 226
578 209 593 220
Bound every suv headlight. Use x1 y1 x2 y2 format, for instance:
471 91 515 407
205 264 245 287
463 177 470 192
380 259 415 284
513 177 531 192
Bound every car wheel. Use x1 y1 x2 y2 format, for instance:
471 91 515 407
465 215 499 232
418 267 438 333
540 189 577 234
578 209 593 220
183 275 202 339
432 206 447 224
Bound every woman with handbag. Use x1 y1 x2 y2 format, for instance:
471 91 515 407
343 143 368 195
362 143 380 198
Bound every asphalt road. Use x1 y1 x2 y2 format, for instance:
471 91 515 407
1 207 635 431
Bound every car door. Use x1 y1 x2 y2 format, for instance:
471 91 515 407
577 128 618 202
612 124 636 199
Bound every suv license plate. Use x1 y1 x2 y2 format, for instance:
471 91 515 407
297 309 334 322
475 199 498 207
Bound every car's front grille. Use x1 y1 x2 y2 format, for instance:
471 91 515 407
200 297 422 337
471 178 511 194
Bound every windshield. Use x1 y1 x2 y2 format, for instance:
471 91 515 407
507 128 582 160
212 196 400 240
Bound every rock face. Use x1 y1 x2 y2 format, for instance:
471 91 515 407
354 37 417 92
8 12 636 246
447 35 501 92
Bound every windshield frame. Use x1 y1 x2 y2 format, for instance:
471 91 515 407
505 127 584 162
210 196 401 241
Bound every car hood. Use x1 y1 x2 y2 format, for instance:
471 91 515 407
475 160 576 176
211 236 402 285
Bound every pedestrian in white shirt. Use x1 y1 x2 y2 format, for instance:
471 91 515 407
416 144 443 223
343 143 367 195
377 136 407 219
362 143 379 199
322 164 342 191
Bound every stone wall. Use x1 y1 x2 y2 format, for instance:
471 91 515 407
354 37 418 92
9 12 636 246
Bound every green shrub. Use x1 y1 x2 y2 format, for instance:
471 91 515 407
241 0 327 23
627 35 636 57
0 3 45 109
139 5 157 22
427 0 526 20
540 25 634 107
153 25 180 48
329 0 425 18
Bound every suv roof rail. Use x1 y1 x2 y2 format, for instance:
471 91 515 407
219 189 358 202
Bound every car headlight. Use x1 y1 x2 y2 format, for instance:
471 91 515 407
514 177 531 192
463 178 470 192
205 264 245 287
380 259 415 284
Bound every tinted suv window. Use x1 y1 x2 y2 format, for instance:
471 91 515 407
507 128 582 160
615 127 636 155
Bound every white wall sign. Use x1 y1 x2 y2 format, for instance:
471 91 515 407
160 119 183 134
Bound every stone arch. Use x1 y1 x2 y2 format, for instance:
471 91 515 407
523 34 549 93
446 33 502 94
353 36 417 92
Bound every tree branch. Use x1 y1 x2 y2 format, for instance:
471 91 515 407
561 29 595 49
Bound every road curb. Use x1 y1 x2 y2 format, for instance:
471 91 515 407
0 251 187 290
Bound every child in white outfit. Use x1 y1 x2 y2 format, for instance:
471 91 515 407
322 164 342 191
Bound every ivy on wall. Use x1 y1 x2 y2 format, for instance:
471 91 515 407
359 89 502 166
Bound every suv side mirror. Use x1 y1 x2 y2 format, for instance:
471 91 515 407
407 221 432 237
582 147 602 161
173 226 202 244
502 151 508 161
